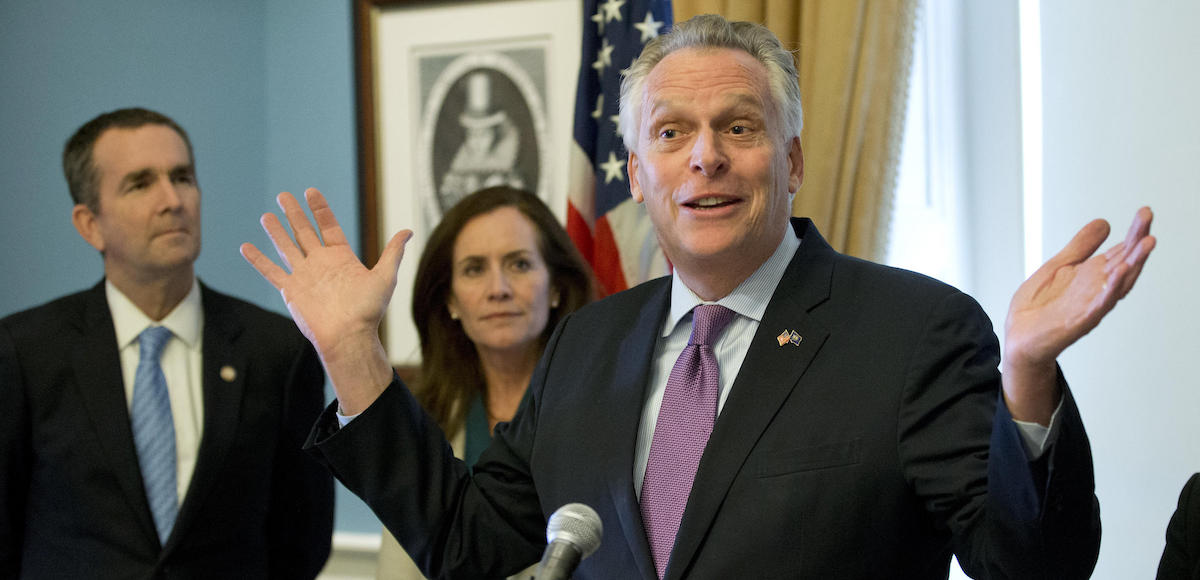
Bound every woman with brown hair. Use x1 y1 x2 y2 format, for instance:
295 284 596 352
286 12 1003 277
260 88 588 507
377 186 595 579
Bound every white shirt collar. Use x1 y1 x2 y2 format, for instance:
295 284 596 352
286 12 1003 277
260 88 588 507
663 223 801 337
107 278 203 349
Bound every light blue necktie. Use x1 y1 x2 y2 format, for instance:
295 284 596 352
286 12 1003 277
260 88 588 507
131 325 178 545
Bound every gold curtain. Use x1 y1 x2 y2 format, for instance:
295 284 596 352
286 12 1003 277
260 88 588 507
672 0 919 260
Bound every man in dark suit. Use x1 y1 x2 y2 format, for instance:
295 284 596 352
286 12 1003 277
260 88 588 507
1159 473 1200 579
0 108 334 578
243 15 1155 579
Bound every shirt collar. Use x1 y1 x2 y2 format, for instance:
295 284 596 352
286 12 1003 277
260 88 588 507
663 223 801 337
107 278 203 349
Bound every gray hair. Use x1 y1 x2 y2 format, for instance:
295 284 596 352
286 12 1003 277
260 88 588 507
618 14 804 153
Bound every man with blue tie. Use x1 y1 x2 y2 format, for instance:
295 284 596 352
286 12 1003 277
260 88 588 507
0 107 334 578
244 15 1155 579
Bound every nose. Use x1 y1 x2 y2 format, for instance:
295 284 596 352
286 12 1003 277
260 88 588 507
485 267 513 300
156 177 184 212
690 127 728 177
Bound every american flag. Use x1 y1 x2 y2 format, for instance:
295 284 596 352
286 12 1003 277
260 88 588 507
567 0 673 296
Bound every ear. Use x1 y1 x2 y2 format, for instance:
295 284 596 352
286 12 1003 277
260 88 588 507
72 204 105 253
786 137 804 194
627 152 645 204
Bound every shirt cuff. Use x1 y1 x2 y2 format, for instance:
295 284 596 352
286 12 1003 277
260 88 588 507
335 407 359 428
1011 398 1063 460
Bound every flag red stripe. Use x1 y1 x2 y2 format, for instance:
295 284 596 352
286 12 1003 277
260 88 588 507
566 201 594 264
592 215 628 296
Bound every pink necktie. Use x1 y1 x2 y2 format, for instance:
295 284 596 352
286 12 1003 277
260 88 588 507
641 304 736 578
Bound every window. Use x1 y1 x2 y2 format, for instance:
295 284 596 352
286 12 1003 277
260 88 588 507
886 0 969 293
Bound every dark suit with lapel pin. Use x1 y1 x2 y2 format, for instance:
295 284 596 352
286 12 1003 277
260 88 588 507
0 280 333 578
308 219 1101 579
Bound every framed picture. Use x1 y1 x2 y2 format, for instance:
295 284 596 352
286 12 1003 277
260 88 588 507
355 0 582 365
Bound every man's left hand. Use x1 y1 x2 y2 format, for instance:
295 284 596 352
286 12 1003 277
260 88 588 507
1002 207 1156 424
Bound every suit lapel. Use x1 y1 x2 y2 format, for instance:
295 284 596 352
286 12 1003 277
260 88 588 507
168 285 246 550
667 219 835 579
70 281 162 545
603 280 670 580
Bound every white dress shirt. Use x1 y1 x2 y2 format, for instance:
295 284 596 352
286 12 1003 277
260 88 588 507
107 279 204 503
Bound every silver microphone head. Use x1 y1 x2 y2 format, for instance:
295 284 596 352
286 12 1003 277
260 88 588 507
546 503 603 559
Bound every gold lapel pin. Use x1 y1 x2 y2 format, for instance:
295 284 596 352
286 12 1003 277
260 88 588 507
220 365 237 383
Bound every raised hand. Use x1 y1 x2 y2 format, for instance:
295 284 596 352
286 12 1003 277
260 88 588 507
241 188 412 413
1002 207 1156 423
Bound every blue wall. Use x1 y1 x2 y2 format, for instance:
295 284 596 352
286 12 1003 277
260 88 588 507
0 0 378 534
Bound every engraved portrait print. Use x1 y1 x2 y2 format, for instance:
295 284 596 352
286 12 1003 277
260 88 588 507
417 48 550 231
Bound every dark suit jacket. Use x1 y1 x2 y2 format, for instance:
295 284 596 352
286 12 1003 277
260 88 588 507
1159 473 1200 579
308 219 1101 579
0 281 333 579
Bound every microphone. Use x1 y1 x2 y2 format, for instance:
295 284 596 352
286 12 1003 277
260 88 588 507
534 503 603 580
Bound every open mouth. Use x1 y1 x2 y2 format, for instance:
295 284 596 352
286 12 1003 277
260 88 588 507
684 197 739 210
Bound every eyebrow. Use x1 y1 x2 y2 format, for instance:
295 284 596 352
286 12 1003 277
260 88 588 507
725 93 767 114
117 168 154 189
117 163 194 190
647 92 766 122
502 249 534 262
455 248 534 267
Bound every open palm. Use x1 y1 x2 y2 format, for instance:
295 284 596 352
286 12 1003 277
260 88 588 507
241 188 411 413
1001 207 1155 423
1006 207 1154 366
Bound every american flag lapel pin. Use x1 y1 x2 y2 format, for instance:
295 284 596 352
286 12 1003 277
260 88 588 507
777 330 791 346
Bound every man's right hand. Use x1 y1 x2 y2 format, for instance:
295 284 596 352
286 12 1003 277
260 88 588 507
240 187 412 414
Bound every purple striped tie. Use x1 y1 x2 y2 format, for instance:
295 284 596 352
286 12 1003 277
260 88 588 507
641 304 736 578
